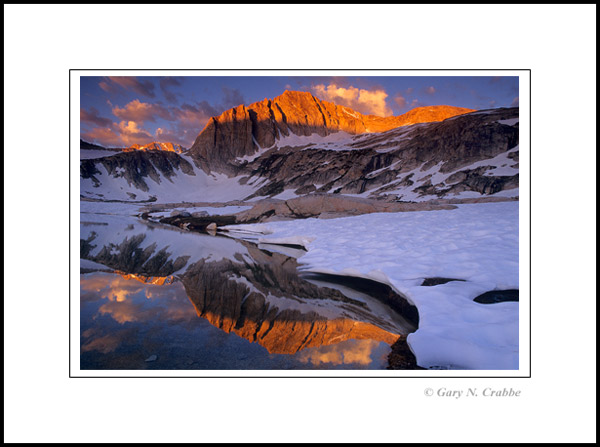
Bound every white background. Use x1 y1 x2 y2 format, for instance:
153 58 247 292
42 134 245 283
4 4 596 443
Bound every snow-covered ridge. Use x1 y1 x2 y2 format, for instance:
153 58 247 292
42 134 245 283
81 154 262 203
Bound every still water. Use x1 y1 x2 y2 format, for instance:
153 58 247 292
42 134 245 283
80 213 416 370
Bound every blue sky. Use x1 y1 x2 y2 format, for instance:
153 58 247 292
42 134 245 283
80 75 519 148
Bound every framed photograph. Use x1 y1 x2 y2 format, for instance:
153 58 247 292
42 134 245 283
70 69 530 378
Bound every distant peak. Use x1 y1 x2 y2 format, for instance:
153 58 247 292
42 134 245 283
124 141 185 154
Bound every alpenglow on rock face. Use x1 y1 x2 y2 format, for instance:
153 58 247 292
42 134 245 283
125 141 185 154
189 90 474 173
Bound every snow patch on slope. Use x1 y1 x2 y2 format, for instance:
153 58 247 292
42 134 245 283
277 131 355 150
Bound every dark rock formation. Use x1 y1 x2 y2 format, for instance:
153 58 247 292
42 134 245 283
421 277 466 287
473 289 519 304
387 335 424 370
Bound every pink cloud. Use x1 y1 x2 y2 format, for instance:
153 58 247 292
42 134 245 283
394 94 407 109
80 107 112 127
106 76 156 98
81 126 123 147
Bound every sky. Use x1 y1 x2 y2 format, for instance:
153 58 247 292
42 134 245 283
80 75 519 148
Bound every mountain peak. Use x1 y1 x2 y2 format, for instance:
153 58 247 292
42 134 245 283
189 90 475 173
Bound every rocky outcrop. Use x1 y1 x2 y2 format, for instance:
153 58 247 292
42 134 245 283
80 150 195 192
232 194 457 223
189 90 474 173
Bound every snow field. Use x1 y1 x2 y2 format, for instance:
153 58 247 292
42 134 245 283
224 201 520 370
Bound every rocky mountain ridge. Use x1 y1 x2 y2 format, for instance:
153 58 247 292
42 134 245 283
189 90 474 173
80 91 519 204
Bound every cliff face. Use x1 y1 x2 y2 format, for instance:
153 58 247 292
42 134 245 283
189 90 474 173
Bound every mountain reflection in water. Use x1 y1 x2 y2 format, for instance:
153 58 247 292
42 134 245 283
80 214 416 370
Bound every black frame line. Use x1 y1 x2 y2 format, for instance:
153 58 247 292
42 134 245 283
70 68 532 379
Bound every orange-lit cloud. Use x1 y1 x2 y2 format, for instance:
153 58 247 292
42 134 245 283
297 339 383 366
311 84 393 117
81 118 155 147
116 121 154 146
425 86 436 95
82 99 221 148
81 273 145 302
83 82 247 148
112 99 173 123
81 273 195 325
510 96 519 107
99 300 146 323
